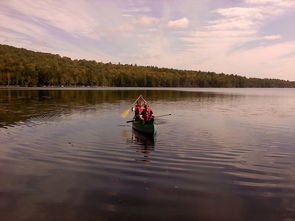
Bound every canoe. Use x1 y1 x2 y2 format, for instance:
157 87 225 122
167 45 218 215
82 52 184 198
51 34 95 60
132 121 157 135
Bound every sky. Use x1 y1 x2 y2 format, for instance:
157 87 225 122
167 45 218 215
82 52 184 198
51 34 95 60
0 0 295 80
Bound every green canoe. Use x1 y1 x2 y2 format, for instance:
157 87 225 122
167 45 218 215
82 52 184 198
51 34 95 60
132 121 157 135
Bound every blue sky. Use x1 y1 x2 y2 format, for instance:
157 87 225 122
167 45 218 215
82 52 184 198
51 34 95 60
0 0 295 80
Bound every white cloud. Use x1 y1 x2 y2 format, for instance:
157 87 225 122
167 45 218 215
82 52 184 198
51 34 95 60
111 16 160 33
0 0 124 63
225 41 295 79
115 24 134 32
182 2 288 50
169 0 295 80
263 35 281 40
167 18 189 29
1 0 295 80
0 0 125 40
210 6 276 31
245 0 295 7
208 18 257 31
246 0 280 4
133 16 160 26
33 40 47 46
122 6 151 13
139 35 171 59
121 34 183 70
216 7 264 19
0 13 47 38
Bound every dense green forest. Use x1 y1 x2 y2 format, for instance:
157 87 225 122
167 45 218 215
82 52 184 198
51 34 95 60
0 44 294 87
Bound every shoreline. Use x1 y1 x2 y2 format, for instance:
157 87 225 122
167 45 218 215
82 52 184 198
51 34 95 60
1 86 295 92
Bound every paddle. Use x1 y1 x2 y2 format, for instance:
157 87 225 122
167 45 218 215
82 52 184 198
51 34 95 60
126 114 172 123
141 96 148 104
121 95 143 118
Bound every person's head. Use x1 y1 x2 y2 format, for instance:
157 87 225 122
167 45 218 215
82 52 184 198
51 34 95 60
144 103 149 109
136 100 142 105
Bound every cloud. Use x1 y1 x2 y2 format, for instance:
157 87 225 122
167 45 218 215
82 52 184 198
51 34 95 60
216 7 264 19
0 12 48 38
263 35 281 40
172 0 295 80
115 24 134 32
227 41 295 79
33 40 47 46
0 0 125 40
208 18 256 31
133 16 160 26
121 33 180 69
210 6 275 31
167 18 189 29
122 6 151 13
187 2 287 47
0 0 125 64
111 16 160 33
245 0 280 3
245 0 295 7
1 0 295 80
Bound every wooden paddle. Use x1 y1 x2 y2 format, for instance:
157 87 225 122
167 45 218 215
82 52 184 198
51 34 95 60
126 114 172 123
121 95 143 118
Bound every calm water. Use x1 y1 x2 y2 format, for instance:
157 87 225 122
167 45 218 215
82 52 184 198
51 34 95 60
0 88 295 221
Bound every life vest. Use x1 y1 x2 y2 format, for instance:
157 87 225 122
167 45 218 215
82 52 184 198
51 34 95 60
142 108 153 121
134 104 142 115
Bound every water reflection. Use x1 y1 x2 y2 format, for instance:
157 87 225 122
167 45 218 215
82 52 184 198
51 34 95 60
1 88 295 221
122 128 156 163
132 129 156 148
0 89 238 128
132 129 155 163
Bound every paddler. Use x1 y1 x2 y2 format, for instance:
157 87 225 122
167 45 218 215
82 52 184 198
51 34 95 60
141 103 154 123
133 100 143 121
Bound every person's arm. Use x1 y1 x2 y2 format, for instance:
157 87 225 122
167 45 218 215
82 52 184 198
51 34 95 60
140 112 144 120
141 110 146 119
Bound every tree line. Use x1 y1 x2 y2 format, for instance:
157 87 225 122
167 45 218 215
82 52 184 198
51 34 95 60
0 44 294 88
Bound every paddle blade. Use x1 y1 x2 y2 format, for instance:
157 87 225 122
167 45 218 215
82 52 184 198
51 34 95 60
121 108 131 118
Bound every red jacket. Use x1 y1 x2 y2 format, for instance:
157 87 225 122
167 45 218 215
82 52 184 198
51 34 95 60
142 108 153 121
134 104 142 115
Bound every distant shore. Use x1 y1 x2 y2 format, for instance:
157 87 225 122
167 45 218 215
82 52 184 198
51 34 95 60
0 85 105 89
0 85 176 90
2 44 295 88
1 85 295 90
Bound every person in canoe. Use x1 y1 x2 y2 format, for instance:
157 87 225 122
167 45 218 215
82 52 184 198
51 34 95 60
141 103 154 124
133 100 143 121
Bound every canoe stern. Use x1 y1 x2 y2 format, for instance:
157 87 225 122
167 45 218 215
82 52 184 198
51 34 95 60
132 121 156 135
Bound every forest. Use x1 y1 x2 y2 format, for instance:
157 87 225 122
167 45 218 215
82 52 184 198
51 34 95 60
0 44 294 88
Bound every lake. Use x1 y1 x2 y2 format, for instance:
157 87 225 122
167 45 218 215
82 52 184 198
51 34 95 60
0 88 295 221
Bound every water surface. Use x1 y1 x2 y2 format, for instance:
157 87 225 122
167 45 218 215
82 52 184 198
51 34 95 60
0 88 295 221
